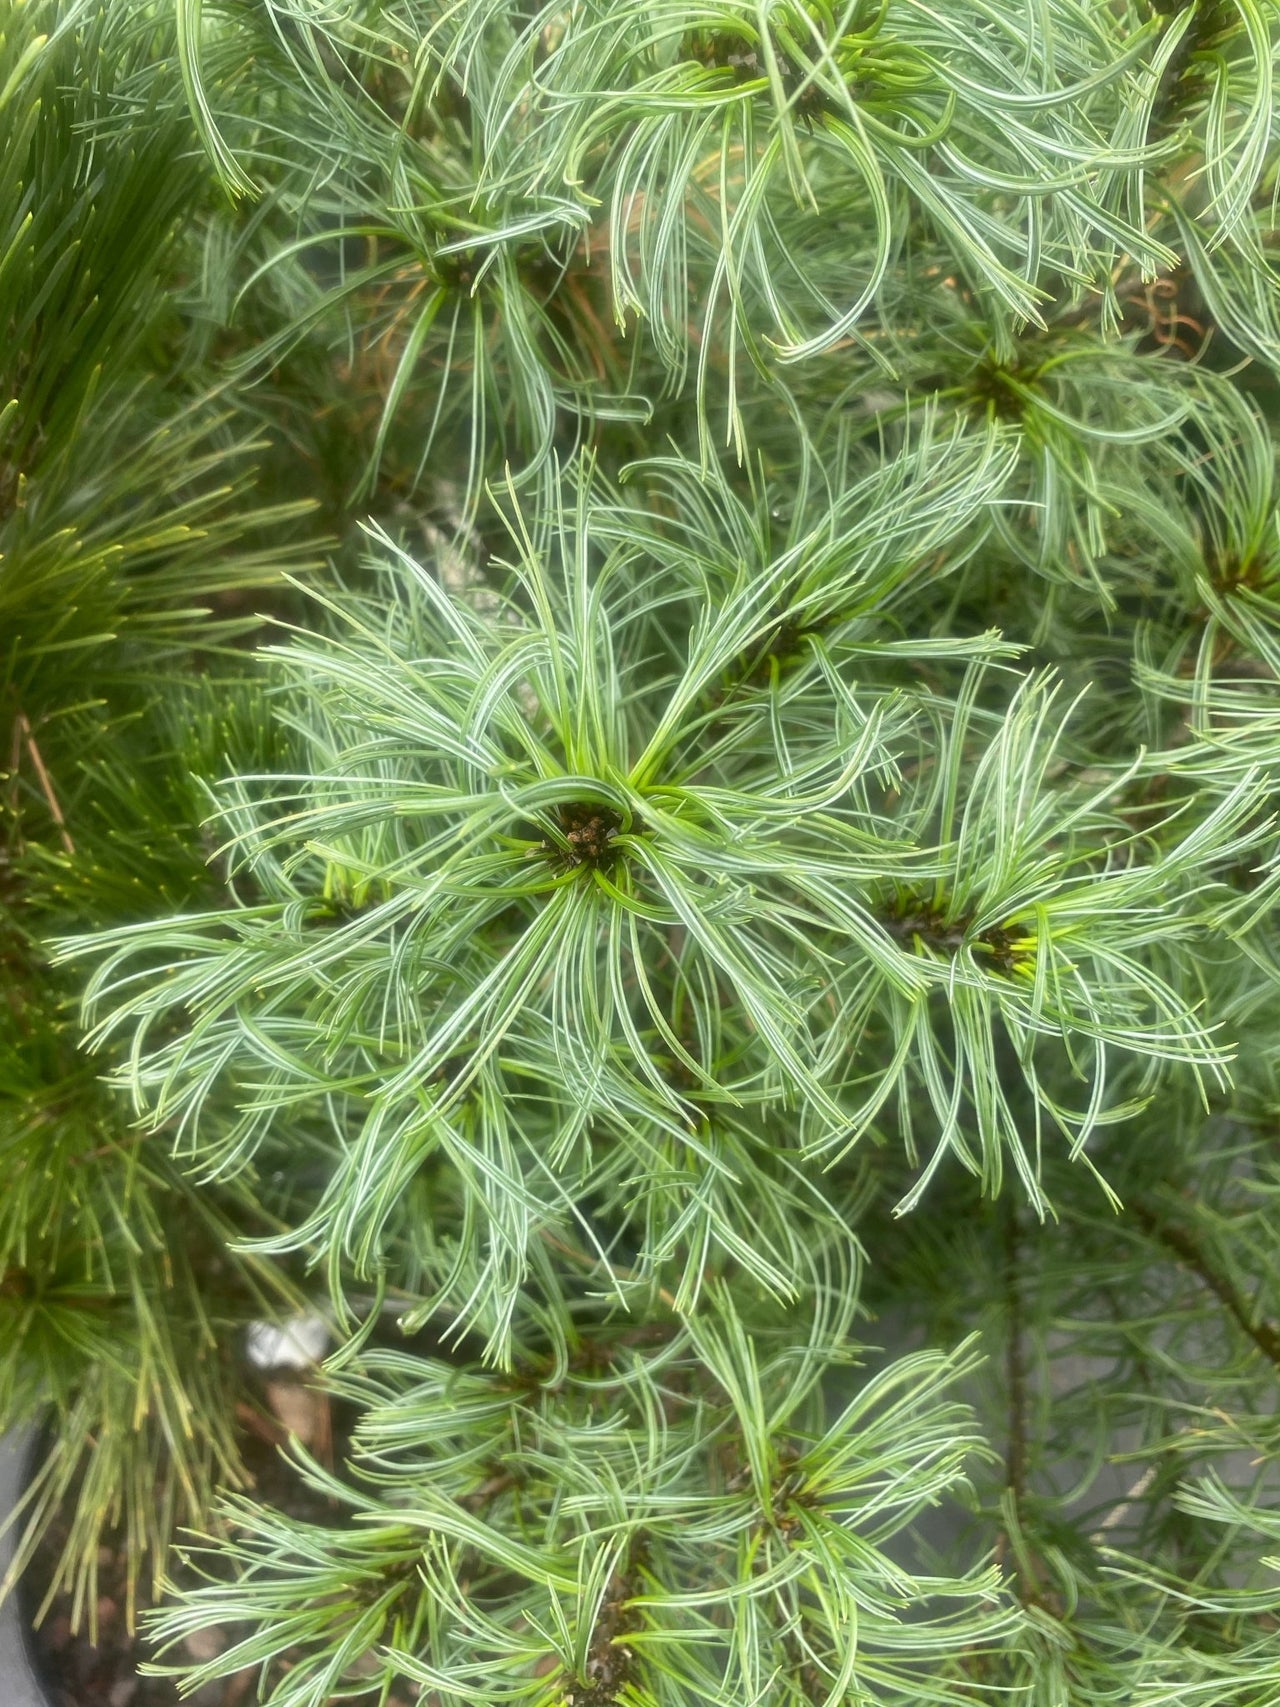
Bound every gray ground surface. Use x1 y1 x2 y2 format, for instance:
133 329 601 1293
0 1433 46 1707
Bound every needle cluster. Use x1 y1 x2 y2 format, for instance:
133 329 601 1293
4 2 1280 1703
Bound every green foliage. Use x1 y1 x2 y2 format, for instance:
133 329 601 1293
0 1 315 707
0 0 314 1616
0 974 294 1633
4 0 1280 1702
151 1277 1023 1707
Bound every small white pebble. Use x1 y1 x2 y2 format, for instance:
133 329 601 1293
245 1313 330 1370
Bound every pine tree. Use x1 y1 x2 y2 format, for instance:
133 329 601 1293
6 1 1280 1702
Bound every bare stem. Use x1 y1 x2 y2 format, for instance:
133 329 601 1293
16 712 75 855
1132 1198 1280 1370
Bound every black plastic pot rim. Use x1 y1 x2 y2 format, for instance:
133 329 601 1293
0 1430 51 1707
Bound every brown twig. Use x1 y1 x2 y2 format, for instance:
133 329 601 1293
1132 1198 1280 1369
1003 1203 1029 1517
15 712 75 854
997 1201 1051 1607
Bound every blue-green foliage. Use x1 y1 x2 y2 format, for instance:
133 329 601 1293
6 0 1280 1701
